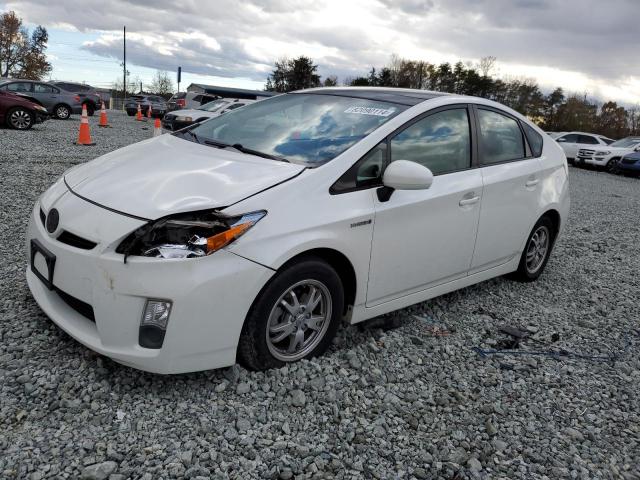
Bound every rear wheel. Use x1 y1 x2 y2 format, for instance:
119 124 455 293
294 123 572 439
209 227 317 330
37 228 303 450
53 104 71 119
509 216 555 282
6 107 34 130
238 258 344 370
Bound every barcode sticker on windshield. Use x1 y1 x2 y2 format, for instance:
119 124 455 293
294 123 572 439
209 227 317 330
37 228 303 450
344 106 395 117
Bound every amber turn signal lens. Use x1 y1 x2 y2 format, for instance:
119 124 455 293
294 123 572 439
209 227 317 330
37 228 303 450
206 222 252 253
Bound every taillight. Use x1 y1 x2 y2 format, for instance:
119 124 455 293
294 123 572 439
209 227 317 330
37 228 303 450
177 99 185 107
74 95 81 102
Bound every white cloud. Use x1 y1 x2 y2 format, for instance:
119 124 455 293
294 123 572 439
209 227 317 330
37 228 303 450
4 0 639 103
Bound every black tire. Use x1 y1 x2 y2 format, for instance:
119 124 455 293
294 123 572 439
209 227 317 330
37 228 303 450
84 103 95 116
508 216 556 282
238 257 344 371
6 107 34 130
606 158 619 174
53 104 71 120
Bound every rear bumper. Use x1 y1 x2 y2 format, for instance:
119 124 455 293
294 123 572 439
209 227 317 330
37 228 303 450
27 197 274 374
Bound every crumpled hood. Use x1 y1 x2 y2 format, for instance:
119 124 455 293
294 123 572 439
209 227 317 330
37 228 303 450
64 134 304 219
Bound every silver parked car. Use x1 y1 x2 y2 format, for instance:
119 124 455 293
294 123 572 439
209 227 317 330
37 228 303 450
52 81 103 116
0 79 83 119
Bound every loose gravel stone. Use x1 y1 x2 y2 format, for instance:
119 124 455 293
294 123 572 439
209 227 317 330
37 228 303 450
1 115 639 479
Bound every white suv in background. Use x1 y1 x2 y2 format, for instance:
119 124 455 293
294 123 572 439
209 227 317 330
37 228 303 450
555 132 614 162
577 136 640 171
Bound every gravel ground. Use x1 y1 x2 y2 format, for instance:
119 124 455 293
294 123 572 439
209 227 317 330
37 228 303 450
1 112 639 480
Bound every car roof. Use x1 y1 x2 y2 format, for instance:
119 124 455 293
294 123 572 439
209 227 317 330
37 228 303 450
297 87 449 106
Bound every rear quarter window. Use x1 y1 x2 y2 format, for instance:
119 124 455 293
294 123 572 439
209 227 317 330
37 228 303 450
522 123 544 157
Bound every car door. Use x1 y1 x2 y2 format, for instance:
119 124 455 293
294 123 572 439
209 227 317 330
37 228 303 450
470 106 542 273
366 105 483 307
556 133 579 159
33 83 59 111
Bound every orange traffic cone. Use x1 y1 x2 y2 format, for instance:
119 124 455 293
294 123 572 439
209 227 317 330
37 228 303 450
75 104 95 146
135 103 143 121
153 117 162 137
146 105 152 118
98 101 110 127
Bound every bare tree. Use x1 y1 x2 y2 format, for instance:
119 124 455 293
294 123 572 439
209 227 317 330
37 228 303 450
147 70 174 96
0 11 51 79
478 56 497 77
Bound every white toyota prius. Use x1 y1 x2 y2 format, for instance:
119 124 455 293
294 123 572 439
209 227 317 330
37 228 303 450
27 87 570 373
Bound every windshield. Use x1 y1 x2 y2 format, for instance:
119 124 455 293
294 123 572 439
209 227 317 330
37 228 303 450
186 93 407 165
198 99 230 112
610 137 640 148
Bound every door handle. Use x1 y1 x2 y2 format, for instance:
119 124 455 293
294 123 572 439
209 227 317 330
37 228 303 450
525 179 540 188
459 196 480 207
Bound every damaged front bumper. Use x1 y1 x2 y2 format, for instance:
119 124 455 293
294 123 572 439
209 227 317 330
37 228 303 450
26 188 274 373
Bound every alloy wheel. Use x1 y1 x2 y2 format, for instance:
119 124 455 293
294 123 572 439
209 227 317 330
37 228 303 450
266 279 332 362
56 105 70 119
525 225 549 274
9 109 32 129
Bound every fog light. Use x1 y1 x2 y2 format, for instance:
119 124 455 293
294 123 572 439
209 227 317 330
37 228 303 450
139 299 172 349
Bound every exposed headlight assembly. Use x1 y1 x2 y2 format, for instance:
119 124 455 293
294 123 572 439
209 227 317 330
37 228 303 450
116 210 266 262
176 116 193 122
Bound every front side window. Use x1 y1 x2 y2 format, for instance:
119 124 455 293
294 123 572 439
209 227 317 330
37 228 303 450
478 109 525 164
5 82 32 93
188 93 407 165
389 108 471 175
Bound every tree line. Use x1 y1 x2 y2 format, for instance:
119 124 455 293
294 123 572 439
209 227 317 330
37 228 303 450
266 55 640 139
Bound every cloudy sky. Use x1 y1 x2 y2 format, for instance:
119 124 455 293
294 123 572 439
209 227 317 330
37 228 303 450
2 0 639 103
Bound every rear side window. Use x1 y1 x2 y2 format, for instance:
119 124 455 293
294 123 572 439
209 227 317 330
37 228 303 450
477 109 525 164
578 135 599 145
522 122 544 157
390 108 471 175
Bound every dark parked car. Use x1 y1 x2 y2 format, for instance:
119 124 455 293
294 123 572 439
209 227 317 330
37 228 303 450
52 81 103 116
124 95 168 117
616 152 640 176
0 79 83 119
0 90 49 129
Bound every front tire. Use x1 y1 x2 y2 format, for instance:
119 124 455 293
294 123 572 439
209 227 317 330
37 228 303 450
509 216 555 282
238 258 344 371
606 158 619 174
53 104 71 119
6 107 34 130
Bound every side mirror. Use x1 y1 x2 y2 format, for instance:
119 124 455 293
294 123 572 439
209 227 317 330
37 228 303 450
378 160 433 201
383 160 433 190
634 145 640 152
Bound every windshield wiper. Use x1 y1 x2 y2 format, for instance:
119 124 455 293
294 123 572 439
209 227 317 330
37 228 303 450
203 140 289 163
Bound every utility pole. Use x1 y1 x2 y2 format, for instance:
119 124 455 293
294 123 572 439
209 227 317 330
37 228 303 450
123 26 127 109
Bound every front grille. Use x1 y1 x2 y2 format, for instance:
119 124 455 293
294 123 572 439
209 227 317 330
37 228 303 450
56 231 97 250
621 157 637 165
39 208 46 227
56 288 95 322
